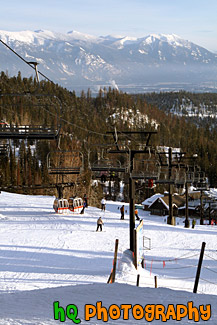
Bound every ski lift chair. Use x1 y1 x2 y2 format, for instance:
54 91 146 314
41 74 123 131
47 150 84 175
68 197 84 214
53 198 69 214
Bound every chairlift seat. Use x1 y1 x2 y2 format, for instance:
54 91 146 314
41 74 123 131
0 125 59 140
48 167 81 175
91 159 127 173
53 197 84 214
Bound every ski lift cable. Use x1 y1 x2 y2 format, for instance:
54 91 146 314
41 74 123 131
0 43 153 141
60 115 113 138
3 93 113 138
0 85 61 120
0 90 111 139
115 130 147 147
0 94 61 135
0 100 111 142
112 128 144 148
0 38 111 138
119 130 159 152
0 39 53 83
0 39 156 140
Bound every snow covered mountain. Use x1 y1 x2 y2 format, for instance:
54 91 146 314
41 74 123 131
1 29 217 93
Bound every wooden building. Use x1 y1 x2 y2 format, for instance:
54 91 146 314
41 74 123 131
149 194 185 216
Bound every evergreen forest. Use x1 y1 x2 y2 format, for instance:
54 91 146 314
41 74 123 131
0 72 217 205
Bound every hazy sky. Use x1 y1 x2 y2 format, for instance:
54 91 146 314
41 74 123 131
1 0 217 51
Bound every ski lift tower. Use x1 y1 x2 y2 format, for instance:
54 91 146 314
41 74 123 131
193 170 209 225
107 130 157 253
156 148 189 226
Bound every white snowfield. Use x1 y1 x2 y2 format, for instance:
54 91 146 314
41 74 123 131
0 191 217 324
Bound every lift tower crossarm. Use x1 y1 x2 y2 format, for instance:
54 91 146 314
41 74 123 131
106 131 157 149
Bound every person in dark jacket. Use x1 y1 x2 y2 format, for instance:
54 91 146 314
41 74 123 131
135 209 140 220
192 219 196 229
120 205 125 220
83 194 88 208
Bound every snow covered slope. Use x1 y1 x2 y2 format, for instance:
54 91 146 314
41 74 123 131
0 30 217 93
0 191 217 323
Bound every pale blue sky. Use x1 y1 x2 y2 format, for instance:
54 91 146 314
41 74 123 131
1 0 217 51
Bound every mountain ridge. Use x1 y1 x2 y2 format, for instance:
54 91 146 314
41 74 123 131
0 29 217 93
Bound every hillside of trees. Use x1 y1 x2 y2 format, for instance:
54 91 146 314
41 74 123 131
139 91 217 130
0 72 216 204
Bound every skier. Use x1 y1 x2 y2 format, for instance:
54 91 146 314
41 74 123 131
192 219 196 229
184 218 190 228
80 200 86 214
83 194 88 208
135 209 140 220
120 205 125 220
101 198 106 211
96 216 104 231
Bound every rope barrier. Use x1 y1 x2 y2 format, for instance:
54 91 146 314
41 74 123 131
116 250 217 294
159 276 195 280
148 264 197 270
143 252 199 263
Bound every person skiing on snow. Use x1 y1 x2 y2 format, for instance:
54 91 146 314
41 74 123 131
135 209 140 220
101 198 106 211
83 194 88 207
120 205 125 220
96 216 104 231
192 219 196 229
